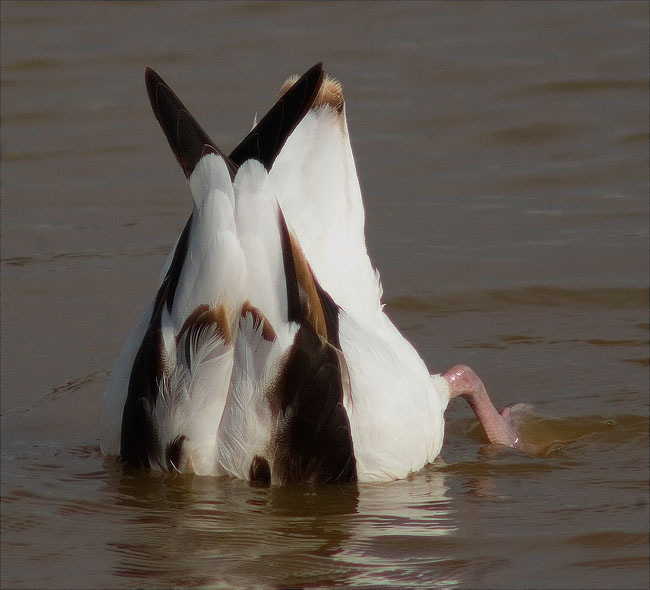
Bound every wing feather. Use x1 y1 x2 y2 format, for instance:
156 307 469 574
229 63 323 170
270 81 382 322
144 67 237 179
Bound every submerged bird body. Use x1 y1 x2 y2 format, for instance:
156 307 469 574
100 64 519 484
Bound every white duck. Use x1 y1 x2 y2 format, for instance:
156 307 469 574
100 63 520 484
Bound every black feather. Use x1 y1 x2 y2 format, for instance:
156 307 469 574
144 67 237 179
270 323 356 485
229 62 323 170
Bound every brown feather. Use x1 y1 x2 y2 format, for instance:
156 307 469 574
241 300 277 342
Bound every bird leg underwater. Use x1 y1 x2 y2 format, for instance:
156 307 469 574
443 365 520 448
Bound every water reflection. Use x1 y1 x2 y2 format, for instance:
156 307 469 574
100 463 460 587
2 406 646 587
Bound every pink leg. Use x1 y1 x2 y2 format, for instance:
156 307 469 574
443 365 520 448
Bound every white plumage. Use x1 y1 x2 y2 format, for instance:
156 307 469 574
269 95 449 480
100 63 520 484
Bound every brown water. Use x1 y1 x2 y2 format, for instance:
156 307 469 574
1 2 648 588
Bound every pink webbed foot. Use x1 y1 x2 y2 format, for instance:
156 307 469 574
443 365 520 448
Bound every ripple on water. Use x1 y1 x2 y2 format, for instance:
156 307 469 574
388 285 649 316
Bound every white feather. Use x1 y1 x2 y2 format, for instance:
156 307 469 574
215 313 297 479
143 153 299 476
272 99 453 482
155 319 234 475
339 311 449 481
234 160 288 329
215 160 301 478
171 154 245 335
270 104 381 322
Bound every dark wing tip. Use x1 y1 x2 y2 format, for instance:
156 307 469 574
229 62 325 171
144 66 178 131
176 109 236 179
144 66 236 180
144 66 162 106
145 63 324 179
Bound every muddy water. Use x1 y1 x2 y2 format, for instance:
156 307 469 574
1 2 648 588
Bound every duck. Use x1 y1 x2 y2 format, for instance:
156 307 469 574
100 63 520 484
